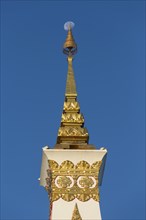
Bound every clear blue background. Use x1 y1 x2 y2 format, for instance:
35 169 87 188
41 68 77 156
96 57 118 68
1 1 145 220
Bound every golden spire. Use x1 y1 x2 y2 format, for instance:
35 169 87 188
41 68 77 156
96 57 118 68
56 22 91 147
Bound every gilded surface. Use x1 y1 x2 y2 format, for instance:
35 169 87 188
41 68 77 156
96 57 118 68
64 29 77 51
65 57 77 97
79 176 94 188
71 204 82 220
58 127 88 137
46 160 102 202
61 113 84 123
57 53 89 144
56 176 72 188
63 101 80 112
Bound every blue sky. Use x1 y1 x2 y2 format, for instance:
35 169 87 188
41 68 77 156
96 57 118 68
1 1 145 220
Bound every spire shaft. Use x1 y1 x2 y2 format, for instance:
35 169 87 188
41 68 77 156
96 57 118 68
65 57 77 97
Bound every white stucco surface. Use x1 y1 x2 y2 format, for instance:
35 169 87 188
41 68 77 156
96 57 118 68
52 199 101 220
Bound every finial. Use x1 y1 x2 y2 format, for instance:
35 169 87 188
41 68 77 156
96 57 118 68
64 21 75 31
63 21 77 56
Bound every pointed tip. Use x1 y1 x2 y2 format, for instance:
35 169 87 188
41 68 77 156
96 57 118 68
64 21 75 31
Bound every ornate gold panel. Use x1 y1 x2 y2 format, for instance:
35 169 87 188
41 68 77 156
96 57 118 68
46 160 102 202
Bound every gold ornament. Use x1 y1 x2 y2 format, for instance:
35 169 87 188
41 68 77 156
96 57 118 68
63 30 77 52
61 113 84 124
46 160 102 202
56 176 72 188
63 101 80 112
79 176 94 188
58 127 88 137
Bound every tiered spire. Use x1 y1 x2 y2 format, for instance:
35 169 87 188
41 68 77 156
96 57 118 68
56 22 89 146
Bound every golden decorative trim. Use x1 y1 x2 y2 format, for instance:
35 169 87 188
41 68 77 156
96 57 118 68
63 101 80 112
72 203 82 220
58 127 88 137
46 160 102 202
61 113 84 123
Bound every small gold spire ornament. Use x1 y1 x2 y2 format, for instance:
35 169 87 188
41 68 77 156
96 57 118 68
63 21 77 55
63 29 77 52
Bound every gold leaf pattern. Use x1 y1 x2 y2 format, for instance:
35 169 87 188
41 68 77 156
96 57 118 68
58 127 88 137
46 160 102 202
57 176 72 188
61 113 84 123
64 101 80 112
79 176 94 188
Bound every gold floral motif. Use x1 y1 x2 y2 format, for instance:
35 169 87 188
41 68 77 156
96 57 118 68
64 101 80 112
58 126 88 137
57 176 72 188
79 176 94 188
76 160 90 170
61 113 84 123
46 160 102 202
71 204 82 220
60 160 74 169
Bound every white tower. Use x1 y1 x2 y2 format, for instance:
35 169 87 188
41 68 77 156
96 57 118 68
40 22 107 220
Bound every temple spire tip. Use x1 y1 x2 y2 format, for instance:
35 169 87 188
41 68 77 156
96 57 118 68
63 21 77 56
